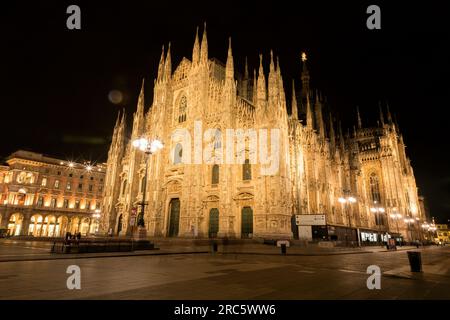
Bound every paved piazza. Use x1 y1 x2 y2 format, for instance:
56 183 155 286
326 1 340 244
0 240 449 300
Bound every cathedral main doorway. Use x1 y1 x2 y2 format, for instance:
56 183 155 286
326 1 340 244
208 208 219 238
241 206 253 238
168 198 180 237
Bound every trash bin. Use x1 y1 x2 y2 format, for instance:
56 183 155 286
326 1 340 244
407 251 422 272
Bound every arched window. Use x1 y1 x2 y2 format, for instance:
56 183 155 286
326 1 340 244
243 159 251 180
173 143 183 164
369 173 381 203
178 96 187 123
212 165 219 185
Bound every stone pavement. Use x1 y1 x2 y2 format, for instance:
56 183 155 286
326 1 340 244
0 238 420 262
0 244 448 299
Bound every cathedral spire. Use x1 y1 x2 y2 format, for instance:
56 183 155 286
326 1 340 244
291 79 298 120
268 50 277 104
164 42 172 81
306 93 313 130
378 102 385 126
269 50 275 73
386 102 393 123
276 55 286 106
257 54 266 104
301 51 310 99
114 109 121 130
244 56 249 79
200 22 208 63
329 113 336 152
132 79 145 139
225 37 234 80
157 45 165 81
137 78 145 116
356 105 362 129
338 121 345 152
192 26 200 65
315 90 325 138
118 108 126 137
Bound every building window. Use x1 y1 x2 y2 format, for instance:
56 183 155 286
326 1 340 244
78 183 83 191
17 172 31 184
37 196 44 207
63 199 69 208
99 185 103 192
96 202 100 210
50 198 56 208
173 143 183 164
212 165 219 185
88 185 93 192
41 178 47 187
75 200 80 209
90 177 94 181
86 201 91 210
54 180 60 189
178 95 187 123
243 159 251 180
369 173 381 203
57 171 61 175
66 182 71 190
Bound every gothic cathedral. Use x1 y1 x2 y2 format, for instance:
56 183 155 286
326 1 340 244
100 26 425 242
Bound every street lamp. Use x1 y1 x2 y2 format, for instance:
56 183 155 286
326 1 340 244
370 201 385 245
338 195 357 246
389 210 402 235
131 137 163 240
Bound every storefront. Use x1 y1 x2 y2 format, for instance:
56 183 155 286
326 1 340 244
358 229 402 246
326 225 358 245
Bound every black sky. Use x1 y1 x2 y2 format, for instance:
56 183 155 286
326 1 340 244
2 1 449 223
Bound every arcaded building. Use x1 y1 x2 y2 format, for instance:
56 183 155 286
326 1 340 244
100 26 426 242
0 150 105 237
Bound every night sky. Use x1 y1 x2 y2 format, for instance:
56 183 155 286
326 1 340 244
2 1 449 223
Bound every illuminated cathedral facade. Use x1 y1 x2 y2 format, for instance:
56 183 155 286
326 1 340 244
100 26 426 243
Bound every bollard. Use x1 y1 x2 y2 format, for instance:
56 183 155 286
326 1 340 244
212 242 218 253
407 251 422 272
281 243 287 255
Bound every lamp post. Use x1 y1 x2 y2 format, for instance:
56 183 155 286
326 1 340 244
370 201 385 245
131 137 163 240
389 210 402 235
338 195 357 247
